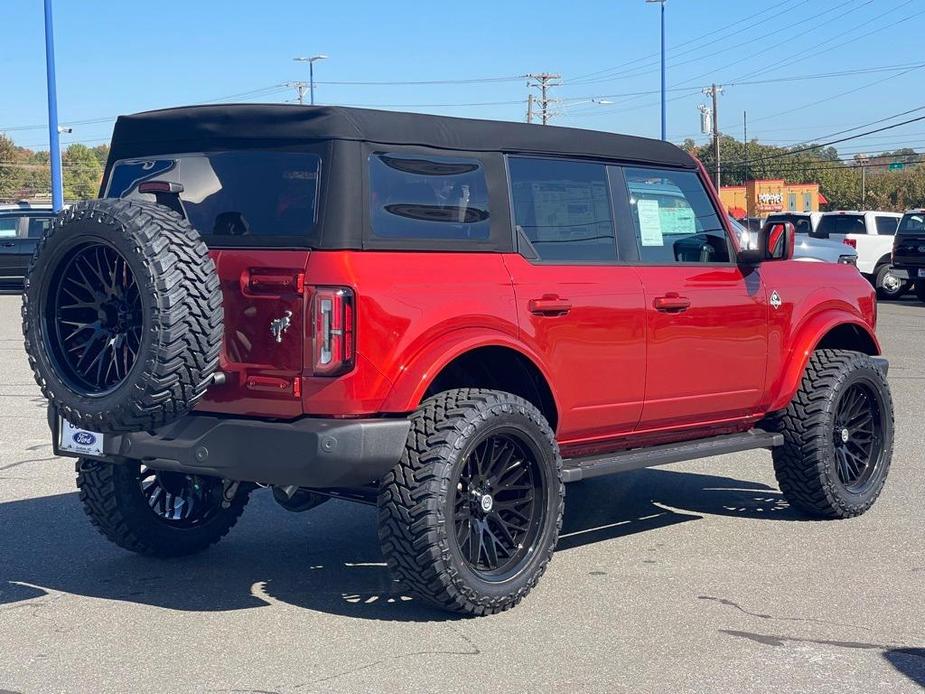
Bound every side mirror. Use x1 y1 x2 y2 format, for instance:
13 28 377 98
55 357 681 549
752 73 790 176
738 221 795 264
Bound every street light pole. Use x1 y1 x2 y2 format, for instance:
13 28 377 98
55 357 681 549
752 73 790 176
647 0 667 141
294 55 328 105
43 0 63 211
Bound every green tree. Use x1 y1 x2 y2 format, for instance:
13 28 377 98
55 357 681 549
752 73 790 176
62 143 103 200
0 134 25 202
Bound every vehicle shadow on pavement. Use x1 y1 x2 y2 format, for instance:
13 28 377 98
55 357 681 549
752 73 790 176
883 649 925 688
0 467 799 622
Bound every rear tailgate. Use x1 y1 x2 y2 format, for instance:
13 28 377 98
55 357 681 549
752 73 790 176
197 249 310 418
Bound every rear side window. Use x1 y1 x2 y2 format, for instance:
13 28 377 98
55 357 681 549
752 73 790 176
875 216 899 235
624 167 730 264
898 213 925 235
508 157 616 262
106 151 322 245
0 218 19 238
26 217 53 238
368 154 490 241
815 215 865 237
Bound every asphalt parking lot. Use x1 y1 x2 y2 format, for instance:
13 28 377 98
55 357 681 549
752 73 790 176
0 293 922 694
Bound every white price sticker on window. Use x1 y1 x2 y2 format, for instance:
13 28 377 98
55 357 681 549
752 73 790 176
636 199 664 246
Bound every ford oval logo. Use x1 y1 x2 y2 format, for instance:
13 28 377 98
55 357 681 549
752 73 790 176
72 431 97 446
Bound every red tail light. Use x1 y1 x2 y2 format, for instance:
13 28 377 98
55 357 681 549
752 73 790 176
843 238 857 249
312 287 355 376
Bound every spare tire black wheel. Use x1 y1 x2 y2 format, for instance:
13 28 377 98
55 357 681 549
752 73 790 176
22 199 223 433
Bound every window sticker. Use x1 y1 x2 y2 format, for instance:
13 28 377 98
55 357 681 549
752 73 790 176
636 199 664 246
659 206 696 235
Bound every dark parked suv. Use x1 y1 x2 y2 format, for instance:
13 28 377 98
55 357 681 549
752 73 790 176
892 209 925 303
22 105 893 615
0 204 57 287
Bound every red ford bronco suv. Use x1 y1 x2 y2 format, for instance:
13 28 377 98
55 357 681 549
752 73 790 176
23 105 893 616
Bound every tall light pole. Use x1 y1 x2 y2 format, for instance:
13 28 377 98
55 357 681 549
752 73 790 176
43 0 63 211
293 55 328 105
646 0 667 141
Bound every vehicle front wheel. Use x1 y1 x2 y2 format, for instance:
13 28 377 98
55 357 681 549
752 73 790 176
874 263 910 299
769 349 893 519
377 389 564 616
77 459 250 557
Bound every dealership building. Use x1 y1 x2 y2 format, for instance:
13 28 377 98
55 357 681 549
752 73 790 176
719 179 826 219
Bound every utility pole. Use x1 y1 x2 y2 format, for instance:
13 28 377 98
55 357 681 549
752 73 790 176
285 81 308 105
859 154 868 204
703 84 723 190
646 0 667 140
526 73 561 125
526 94 534 124
743 110 748 184
43 0 63 211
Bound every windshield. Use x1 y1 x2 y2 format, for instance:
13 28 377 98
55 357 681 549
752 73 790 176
897 213 925 235
106 151 321 245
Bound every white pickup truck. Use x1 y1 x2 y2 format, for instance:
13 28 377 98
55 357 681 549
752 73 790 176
806 211 906 298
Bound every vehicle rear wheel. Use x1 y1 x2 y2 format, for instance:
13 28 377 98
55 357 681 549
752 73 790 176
874 263 910 299
377 388 564 615
22 199 223 433
77 459 250 557
768 349 893 519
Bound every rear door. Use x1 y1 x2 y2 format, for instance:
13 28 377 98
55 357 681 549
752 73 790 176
618 166 768 430
504 156 646 445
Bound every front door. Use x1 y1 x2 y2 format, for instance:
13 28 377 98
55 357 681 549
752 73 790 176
619 165 768 430
505 157 646 445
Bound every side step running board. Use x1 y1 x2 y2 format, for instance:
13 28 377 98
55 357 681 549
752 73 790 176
561 429 783 483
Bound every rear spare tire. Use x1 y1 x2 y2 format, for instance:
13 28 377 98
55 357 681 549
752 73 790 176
22 199 223 433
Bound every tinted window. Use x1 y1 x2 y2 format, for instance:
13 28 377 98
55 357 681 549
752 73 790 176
107 151 321 241
767 214 812 235
815 215 866 237
0 218 18 239
875 215 899 235
369 154 490 241
898 213 925 235
26 217 53 238
624 167 730 264
508 158 616 262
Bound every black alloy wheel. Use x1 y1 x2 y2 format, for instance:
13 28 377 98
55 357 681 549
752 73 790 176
77 459 250 557
48 242 143 395
140 466 226 528
452 431 546 580
831 382 884 493
378 388 564 615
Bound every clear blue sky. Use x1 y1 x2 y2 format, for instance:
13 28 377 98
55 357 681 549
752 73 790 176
4 0 924 155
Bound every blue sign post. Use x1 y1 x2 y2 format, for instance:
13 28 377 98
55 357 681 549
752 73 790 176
43 0 64 212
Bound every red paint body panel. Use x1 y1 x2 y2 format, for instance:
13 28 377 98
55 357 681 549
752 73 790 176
502 254 646 443
194 162 880 460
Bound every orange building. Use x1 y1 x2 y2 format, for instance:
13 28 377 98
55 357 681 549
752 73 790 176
720 179 825 219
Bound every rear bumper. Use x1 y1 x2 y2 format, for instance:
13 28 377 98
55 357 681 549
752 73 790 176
892 265 924 281
51 411 410 489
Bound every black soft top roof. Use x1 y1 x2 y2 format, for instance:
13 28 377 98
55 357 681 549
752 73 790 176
108 104 696 169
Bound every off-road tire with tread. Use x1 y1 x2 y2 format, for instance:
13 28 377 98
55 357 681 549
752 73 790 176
77 459 249 557
377 388 564 616
22 199 223 433
767 349 893 519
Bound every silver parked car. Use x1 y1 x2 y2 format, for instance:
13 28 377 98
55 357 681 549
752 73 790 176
729 216 858 265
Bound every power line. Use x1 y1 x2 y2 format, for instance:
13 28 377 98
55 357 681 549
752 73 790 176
724 114 925 166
